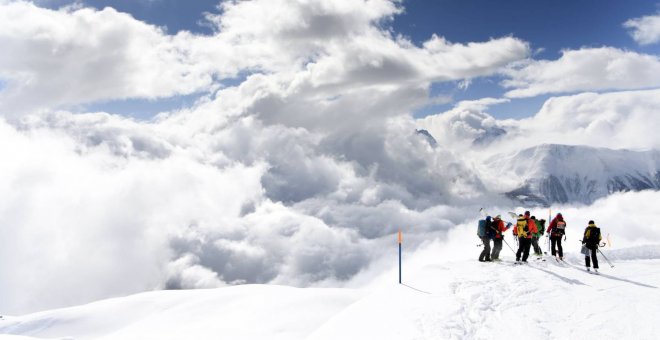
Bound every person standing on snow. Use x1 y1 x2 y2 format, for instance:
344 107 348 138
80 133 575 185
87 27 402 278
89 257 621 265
490 215 511 261
582 220 602 273
547 213 567 260
478 216 493 262
514 211 538 263
530 216 544 257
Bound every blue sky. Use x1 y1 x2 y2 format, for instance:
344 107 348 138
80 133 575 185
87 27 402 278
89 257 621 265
38 0 660 119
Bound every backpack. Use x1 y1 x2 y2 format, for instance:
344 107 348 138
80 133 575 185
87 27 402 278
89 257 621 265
477 219 487 237
584 227 601 246
537 219 546 236
485 219 497 239
516 217 529 238
552 220 566 236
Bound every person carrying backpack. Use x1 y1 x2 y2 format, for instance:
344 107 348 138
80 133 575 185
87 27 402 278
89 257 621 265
478 216 493 262
515 211 538 263
490 215 511 261
530 216 544 256
582 220 602 273
546 213 566 260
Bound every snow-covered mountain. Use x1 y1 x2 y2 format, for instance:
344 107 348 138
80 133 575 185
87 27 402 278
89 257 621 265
485 144 660 205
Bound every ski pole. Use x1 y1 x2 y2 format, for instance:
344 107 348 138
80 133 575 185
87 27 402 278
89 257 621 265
597 248 615 268
502 238 516 255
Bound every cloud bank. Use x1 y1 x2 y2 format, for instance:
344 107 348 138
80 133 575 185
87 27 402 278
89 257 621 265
0 0 532 314
501 47 660 98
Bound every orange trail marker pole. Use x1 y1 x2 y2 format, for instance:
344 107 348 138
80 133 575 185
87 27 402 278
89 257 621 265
398 230 402 284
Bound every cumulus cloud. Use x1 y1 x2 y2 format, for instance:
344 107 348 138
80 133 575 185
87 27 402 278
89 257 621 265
416 98 509 151
501 47 660 98
0 116 266 313
0 102 488 315
624 13 660 45
0 0 529 116
518 89 660 151
420 88 660 162
0 1 216 115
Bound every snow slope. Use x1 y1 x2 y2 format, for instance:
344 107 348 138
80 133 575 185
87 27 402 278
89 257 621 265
0 286 362 340
3 226 660 340
484 144 660 205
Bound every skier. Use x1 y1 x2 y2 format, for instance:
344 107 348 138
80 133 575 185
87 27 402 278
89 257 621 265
514 211 538 263
547 213 566 260
490 215 511 261
530 216 543 257
582 220 602 273
478 216 493 262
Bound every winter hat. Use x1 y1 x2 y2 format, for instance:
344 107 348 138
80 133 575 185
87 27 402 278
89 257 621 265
588 220 595 225
524 211 531 217
495 215 501 219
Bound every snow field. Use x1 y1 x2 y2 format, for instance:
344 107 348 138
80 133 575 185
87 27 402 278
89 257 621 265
2 220 660 340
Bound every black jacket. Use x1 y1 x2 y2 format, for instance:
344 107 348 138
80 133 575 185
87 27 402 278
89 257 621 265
582 224 602 249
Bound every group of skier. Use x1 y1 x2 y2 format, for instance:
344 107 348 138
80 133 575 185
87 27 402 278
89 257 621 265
477 210 604 272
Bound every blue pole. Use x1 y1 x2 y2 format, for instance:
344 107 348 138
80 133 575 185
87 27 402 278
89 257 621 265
397 230 403 284
399 242 402 284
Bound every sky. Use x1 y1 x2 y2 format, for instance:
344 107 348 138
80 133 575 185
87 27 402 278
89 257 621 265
29 0 660 119
1 0 660 315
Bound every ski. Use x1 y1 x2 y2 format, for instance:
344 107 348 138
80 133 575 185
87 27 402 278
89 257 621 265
552 257 567 266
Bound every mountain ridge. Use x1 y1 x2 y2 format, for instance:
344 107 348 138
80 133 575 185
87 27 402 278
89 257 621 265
485 144 660 205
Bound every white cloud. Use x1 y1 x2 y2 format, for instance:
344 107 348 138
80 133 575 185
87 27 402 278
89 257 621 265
0 102 490 314
0 1 216 115
0 0 529 116
0 115 267 313
624 13 660 45
519 89 660 150
415 89 660 179
417 98 509 151
501 47 660 98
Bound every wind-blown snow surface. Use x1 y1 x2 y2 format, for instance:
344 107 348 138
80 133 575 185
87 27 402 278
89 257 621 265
2 247 659 340
3 191 660 339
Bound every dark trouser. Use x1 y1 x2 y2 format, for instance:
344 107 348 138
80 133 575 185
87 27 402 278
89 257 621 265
585 246 599 269
491 238 503 259
532 236 542 255
479 237 491 261
550 235 563 257
516 237 532 261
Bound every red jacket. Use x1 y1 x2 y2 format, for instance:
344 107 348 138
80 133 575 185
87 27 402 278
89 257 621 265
492 219 508 239
547 214 565 235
